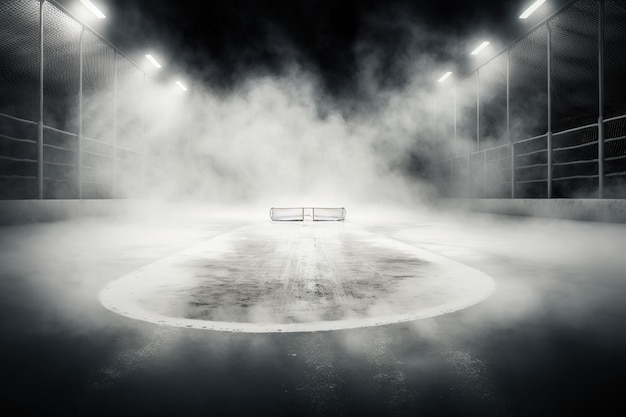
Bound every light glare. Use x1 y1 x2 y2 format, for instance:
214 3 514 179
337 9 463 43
519 0 546 19
79 0 106 19
471 41 490 56
175 81 188 91
145 54 162 69
438 71 452 83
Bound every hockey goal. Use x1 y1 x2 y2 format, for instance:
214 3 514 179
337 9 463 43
269 207 346 221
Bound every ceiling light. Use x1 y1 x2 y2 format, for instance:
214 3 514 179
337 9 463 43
520 0 546 19
438 71 453 83
471 41 490 56
145 54 162 69
79 0 105 19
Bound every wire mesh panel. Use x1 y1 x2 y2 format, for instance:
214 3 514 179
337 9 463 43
484 144 511 198
550 0 599 132
0 0 151 200
514 135 548 198
42 2 81 133
552 125 598 197
433 0 626 199
456 75 478 149
116 56 144 153
469 151 485 198
82 30 116 198
0 0 40 122
604 0 626 119
449 155 470 197
42 127 78 198
82 136 114 198
0 114 39 199
434 87 456 141
82 30 115 143
433 160 452 197
509 25 548 143
479 53 508 150
0 1 41 198
604 116 626 197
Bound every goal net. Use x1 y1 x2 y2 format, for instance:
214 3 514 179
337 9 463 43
269 207 346 222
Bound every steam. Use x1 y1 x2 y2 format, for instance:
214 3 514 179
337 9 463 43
62 0 497 213
132 66 446 210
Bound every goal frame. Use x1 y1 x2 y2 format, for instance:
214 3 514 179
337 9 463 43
269 207 347 222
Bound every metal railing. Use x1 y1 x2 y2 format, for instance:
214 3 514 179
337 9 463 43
0 0 146 200
434 0 626 199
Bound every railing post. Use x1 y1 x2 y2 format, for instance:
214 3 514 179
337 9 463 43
113 50 118 198
507 50 515 199
447 159 454 197
483 150 487 198
141 72 146 197
467 152 472 198
598 0 605 199
453 86 457 141
38 0 44 199
78 26 84 199
547 21 553 199
476 70 480 151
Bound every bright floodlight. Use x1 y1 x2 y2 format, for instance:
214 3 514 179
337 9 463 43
471 41 490 56
519 0 546 19
175 81 188 91
79 0 106 19
145 54 162 69
438 71 453 83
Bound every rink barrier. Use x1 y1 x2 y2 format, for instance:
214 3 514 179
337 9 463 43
0 199 132 225
442 198 626 223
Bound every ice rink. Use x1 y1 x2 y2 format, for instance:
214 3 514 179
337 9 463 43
2 205 626 416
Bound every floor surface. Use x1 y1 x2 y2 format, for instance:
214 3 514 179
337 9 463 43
1 206 625 416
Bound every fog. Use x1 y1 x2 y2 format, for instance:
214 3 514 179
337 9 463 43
128 62 451 212
4 1 626 415
64 0 501 213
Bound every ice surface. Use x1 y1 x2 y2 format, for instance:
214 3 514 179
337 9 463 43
99 221 495 332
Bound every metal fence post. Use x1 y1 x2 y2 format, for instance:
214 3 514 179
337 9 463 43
38 0 45 199
467 152 472 197
449 159 453 196
78 26 84 199
141 72 146 196
598 0 605 199
453 86 457 141
507 50 515 199
547 21 553 199
483 150 487 198
476 70 480 151
113 50 118 198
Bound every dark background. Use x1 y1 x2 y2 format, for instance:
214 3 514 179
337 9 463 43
55 0 574 99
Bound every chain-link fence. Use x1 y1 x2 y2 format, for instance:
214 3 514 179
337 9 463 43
0 0 146 199
434 0 626 199
4 1 626 202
